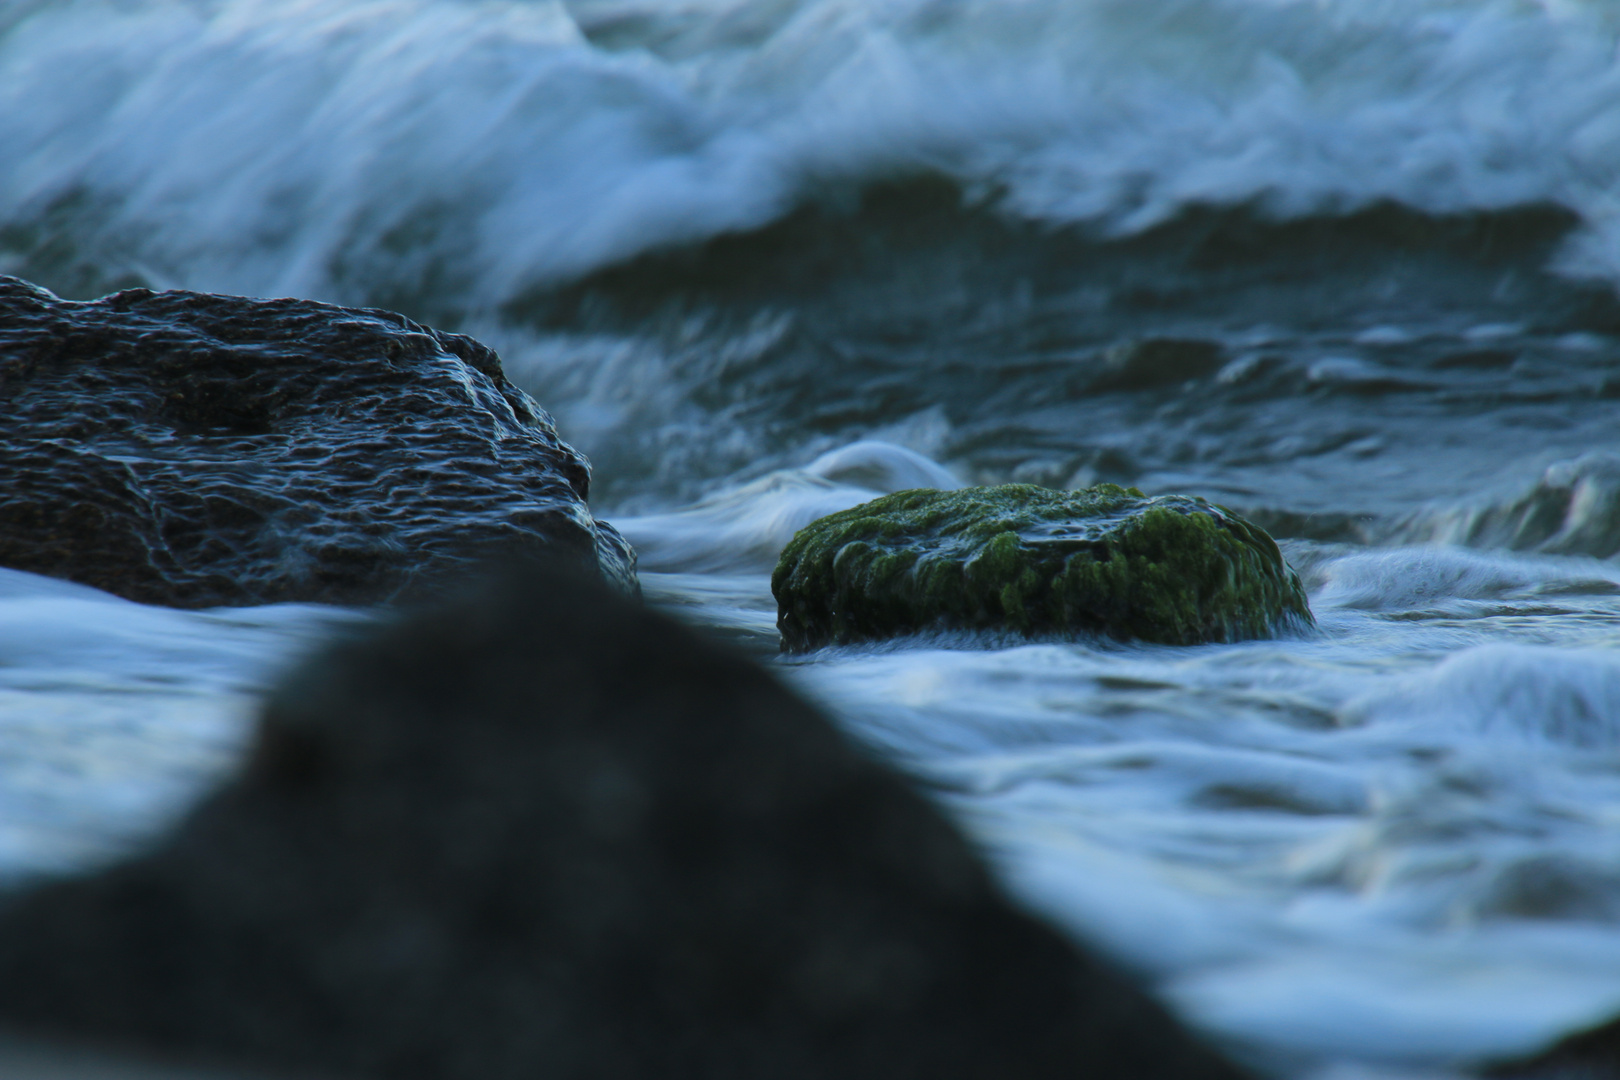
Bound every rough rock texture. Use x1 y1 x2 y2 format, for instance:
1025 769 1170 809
0 277 635 605
0 560 1249 1080
773 483 1312 652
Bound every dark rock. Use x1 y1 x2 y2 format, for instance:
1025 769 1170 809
0 277 635 605
773 483 1313 652
1097 338 1225 391
1489 1014 1620 1078
0 560 1250 1080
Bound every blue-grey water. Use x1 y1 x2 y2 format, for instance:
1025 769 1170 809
7 1 1620 1076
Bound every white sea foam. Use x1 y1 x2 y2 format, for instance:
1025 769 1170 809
1310 544 1620 612
6 0 1620 307
615 439 955 572
615 470 874 572
788 609 1620 1071
723 484 1620 1072
1345 644 1620 749
8 463 1620 1074
0 568 360 880
803 439 961 492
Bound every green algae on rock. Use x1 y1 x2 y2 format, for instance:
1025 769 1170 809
772 484 1312 652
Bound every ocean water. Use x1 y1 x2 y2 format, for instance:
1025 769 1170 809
7 0 1620 1075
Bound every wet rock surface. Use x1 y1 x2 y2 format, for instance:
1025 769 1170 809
0 561 1248 1080
0 277 635 605
773 483 1312 652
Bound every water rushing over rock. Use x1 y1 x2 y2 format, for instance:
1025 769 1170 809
0 562 1249 1080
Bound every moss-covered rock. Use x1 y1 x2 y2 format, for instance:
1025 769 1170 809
772 484 1312 652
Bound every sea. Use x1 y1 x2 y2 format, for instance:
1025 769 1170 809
5 0 1620 1076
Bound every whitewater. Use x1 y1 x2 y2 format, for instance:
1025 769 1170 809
7 0 1620 1075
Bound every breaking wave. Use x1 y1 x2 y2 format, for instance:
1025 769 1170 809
6 0 1620 315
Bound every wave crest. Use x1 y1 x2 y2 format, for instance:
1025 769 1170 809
6 0 1620 311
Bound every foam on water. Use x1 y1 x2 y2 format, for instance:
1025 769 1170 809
597 447 1620 1074
7 0 1620 308
8 444 1620 1073
0 568 361 881
1347 644 1620 749
1307 544 1620 613
789 616 1620 1071
615 440 957 571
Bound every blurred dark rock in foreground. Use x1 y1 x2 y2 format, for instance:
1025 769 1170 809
0 277 635 605
1492 1014 1620 1079
0 561 1248 1080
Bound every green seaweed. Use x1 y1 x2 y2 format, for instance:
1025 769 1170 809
772 484 1313 651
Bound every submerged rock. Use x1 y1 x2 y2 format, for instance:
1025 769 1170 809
1097 338 1225 391
0 561 1248 1080
1389 451 1620 559
0 277 634 605
773 484 1312 652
